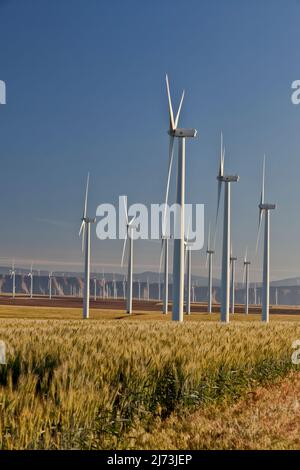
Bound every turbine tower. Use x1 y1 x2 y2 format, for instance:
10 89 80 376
93 278 97 301
121 196 136 314
102 270 106 299
113 274 117 299
256 156 276 323
160 235 170 314
122 275 126 300
48 271 53 300
206 223 214 313
243 248 251 314
165 75 197 322
215 134 239 323
185 242 193 315
79 173 96 319
9 262 16 299
230 247 237 315
28 264 33 299
147 277 150 301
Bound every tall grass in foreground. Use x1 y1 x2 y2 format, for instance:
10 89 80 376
0 320 299 449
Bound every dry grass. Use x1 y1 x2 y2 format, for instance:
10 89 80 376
130 371 300 450
0 314 300 449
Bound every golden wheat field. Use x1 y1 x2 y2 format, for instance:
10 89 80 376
1 307 300 449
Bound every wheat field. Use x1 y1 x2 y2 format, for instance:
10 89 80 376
0 313 300 449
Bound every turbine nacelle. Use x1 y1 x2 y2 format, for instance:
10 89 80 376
259 203 276 211
217 175 239 183
168 128 197 138
81 217 96 224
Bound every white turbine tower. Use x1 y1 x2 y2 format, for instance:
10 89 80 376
122 275 126 300
48 271 53 300
28 264 33 299
185 242 193 315
256 156 276 323
215 133 239 323
79 173 96 319
102 270 106 299
147 277 150 301
206 223 214 313
9 261 16 299
230 247 237 315
121 196 136 314
159 235 170 314
93 278 97 301
113 274 117 299
165 75 197 322
243 248 251 314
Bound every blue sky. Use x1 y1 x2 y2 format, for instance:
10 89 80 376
0 0 300 280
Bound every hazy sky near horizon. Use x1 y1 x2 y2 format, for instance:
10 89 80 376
0 0 300 280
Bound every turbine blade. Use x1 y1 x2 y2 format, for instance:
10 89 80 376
159 239 164 274
244 247 248 264
218 132 225 178
242 264 246 285
261 155 265 205
81 223 86 253
83 172 89 219
205 252 209 269
256 157 266 253
79 220 84 237
121 235 128 267
207 222 211 252
166 74 175 130
255 211 263 253
174 90 185 128
213 180 223 245
185 216 191 243
122 195 128 225
128 215 136 226
163 135 175 236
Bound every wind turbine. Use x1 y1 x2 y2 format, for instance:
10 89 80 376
9 261 16 299
147 277 150 301
121 196 136 314
206 223 214 313
256 156 276 323
230 246 237 315
48 271 53 300
243 248 251 314
165 75 197 322
28 264 33 299
215 133 239 323
79 173 96 319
